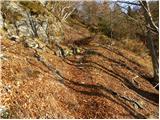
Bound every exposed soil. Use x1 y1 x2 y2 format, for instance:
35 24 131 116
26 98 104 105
1 31 159 118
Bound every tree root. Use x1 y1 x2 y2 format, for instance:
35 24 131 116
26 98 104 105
33 50 144 110
33 49 63 80
119 95 143 109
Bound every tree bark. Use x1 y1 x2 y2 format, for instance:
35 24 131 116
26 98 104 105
146 28 159 82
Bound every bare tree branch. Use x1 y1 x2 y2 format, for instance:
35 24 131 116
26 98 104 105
117 1 141 6
117 0 159 34
139 0 159 33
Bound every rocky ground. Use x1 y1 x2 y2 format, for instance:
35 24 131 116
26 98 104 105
1 30 159 118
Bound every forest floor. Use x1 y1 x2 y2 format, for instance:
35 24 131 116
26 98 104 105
1 24 159 119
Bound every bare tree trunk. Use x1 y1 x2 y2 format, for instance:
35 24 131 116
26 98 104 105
117 0 159 83
139 1 158 34
146 28 159 82
0 1 4 29
110 8 113 39
139 0 159 83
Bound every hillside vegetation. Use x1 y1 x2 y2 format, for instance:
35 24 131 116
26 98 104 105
0 0 159 119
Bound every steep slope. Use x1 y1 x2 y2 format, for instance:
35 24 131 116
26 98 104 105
1 28 159 119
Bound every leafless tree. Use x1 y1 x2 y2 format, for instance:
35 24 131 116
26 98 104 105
139 0 159 83
117 0 159 83
0 1 4 29
44 1 76 44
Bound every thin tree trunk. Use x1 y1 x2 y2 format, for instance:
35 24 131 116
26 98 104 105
146 28 159 82
0 1 4 29
110 8 112 39
140 0 159 82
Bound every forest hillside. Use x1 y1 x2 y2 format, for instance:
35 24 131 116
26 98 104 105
0 0 159 119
